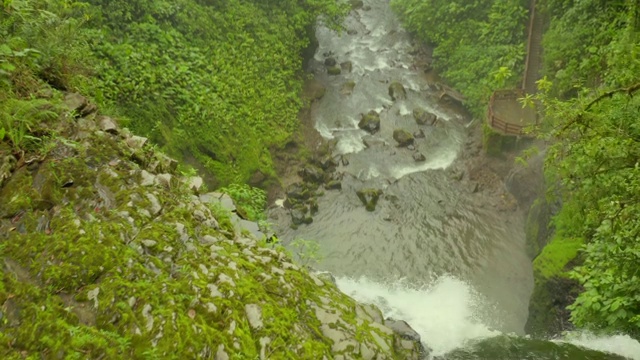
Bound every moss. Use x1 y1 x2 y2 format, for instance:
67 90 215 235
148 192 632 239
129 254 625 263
482 123 520 157
532 236 583 280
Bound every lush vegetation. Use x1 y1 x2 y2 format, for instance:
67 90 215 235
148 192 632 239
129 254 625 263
533 0 640 337
1 0 348 187
393 0 640 338
391 0 529 116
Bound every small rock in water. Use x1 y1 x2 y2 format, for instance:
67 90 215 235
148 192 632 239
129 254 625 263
392 129 414 147
407 144 415 151
413 129 426 138
413 152 426 162
347 29 358 35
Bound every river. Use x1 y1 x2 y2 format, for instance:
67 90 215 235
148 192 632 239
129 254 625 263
268 0 640 358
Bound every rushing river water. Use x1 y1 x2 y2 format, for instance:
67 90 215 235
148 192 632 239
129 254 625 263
269 1 640 358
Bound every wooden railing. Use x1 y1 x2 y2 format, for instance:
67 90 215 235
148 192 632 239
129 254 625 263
487 89 530 136
522 0 538 91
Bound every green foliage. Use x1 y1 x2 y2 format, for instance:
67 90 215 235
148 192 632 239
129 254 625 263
78 0 347 185
391 0 528 116
0 98 57 150
218 183 267 221
541 0 640 96
536 83 640 335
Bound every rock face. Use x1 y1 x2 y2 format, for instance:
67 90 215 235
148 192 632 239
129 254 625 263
388 82 406 101
358 110 381 134
0 91 428 359
393 129 414 147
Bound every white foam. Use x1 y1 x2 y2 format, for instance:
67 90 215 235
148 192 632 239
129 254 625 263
335 275 498 357
558 332 640 360
390 148 457 179
336 133 366 155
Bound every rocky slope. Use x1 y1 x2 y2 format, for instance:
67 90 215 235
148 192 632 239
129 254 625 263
0 92 427 359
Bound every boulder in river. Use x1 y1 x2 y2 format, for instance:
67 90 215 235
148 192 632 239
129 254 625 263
388 82 406 101
413 108 437 125
413 152 426 162
393 129 414 147
358 110 381 134
324 57 337 67
327 66 341 75
356 188 383 211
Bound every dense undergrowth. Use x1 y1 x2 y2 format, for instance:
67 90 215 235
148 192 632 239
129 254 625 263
393 0 640 337
1 0 348 186
391 0 529 117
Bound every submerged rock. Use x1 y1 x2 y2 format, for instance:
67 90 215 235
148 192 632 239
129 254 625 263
356 188 383 211
340 81 356 96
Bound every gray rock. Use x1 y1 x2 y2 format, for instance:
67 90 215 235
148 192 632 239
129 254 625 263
413 129 426 139
413 153 426 162
245 304 263 330
97 116 119 134
200 192 236 212
142 304 154 331
126 135 148 149
154 173 173 188
140 170 155 186
141 239 157 248
63 93 87 115
215 345 229 360
146 193 162 215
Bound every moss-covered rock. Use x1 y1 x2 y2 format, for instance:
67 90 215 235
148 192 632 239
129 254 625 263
327 66 342 75
393 129 414 147
356 188 383 212
358 110 381 134
525 235 583 337
388 82 406 101
0 93 428 359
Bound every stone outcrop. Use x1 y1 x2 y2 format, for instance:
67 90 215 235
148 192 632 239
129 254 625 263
0 92 428 359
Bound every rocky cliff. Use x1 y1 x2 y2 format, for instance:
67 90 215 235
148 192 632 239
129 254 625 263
0 92 427 359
